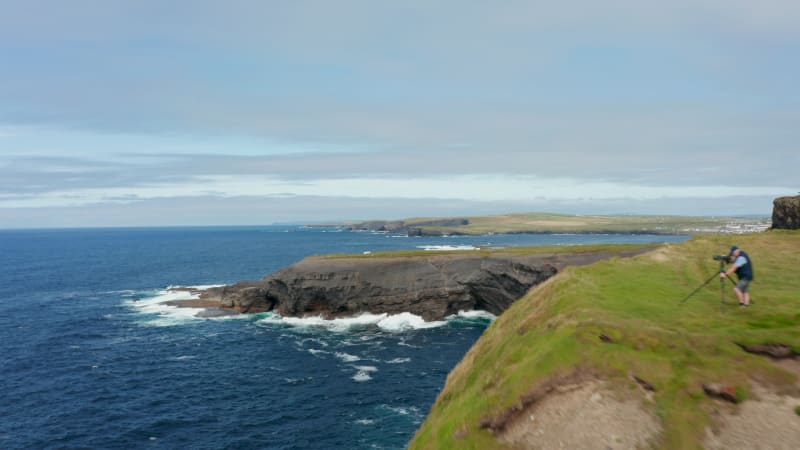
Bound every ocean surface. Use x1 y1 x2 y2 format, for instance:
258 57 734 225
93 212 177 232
0 226 689 449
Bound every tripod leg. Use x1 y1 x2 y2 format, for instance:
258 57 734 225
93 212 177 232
680 271 721 304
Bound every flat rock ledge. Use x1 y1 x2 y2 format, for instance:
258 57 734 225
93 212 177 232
199 248 650 321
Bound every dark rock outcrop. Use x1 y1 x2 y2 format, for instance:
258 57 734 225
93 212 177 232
349 220 407 233
737 342 797 359
201 248 650 320
702 384 740 403
633 375 656 392
772 196 800 230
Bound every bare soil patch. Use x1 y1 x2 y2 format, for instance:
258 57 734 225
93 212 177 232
773 357 800 384
498 380 660 450
704 383 800 450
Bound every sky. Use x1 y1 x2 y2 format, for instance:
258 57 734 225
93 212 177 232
1 1 798 228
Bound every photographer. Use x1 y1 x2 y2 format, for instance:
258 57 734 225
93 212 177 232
720 245 754 307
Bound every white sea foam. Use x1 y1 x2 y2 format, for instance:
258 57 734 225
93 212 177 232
352 370 373 382
102 289 138 295
298 337 329 347
386 357 411 364
257 312 448 333
354 419 375 425
397 338 420 348
259 312 385 332
350 365 378 382
377 312 446 331
284 376 313 385
255 309 494 333
447 310 497 321
416 245 477 251
308 349 329 357
335 352 361 362
132 296 205 327
381 405 421 417
126 284 229 326
165 284 225 291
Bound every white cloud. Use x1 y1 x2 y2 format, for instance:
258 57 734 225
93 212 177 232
0 173 790 209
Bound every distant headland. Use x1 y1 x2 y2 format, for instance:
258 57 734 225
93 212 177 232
309 212 770 236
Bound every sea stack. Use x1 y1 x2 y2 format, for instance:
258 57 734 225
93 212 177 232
771 195 800 230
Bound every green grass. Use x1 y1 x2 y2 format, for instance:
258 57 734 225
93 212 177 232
410 230 800 449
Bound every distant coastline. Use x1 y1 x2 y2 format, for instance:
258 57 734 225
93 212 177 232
309 212 770 237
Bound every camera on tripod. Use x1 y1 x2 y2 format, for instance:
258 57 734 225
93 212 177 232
713 255 729 262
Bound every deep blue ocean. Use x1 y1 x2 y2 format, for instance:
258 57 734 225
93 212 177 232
0 226 688 449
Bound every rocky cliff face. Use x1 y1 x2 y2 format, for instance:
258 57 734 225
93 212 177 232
201 249 649 320
772 196 800 230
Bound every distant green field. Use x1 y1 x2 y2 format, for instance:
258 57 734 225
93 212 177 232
410 230 799 449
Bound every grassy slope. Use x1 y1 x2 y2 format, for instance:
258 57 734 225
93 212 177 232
410 230 800 449
402 212 766 235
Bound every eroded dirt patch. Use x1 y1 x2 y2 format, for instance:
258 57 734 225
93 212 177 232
773 357 800 384
498 380 660 450
704 383 800 450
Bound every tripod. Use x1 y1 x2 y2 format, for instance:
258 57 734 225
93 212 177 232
680 259 737 308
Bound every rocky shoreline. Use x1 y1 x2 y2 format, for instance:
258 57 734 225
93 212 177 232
184 247 654 321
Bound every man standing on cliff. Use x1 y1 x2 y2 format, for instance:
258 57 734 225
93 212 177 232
720 245 754 307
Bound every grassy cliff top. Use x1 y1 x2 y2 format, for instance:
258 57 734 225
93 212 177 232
410 230 799 449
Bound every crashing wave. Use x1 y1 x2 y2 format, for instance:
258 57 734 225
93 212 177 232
257 311 448 332
256 309 494 332
125 285 235 327
416 245 478 251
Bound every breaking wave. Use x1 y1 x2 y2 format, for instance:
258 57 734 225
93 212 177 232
124 284 232 327
256 311 450 332
416 245 478 251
